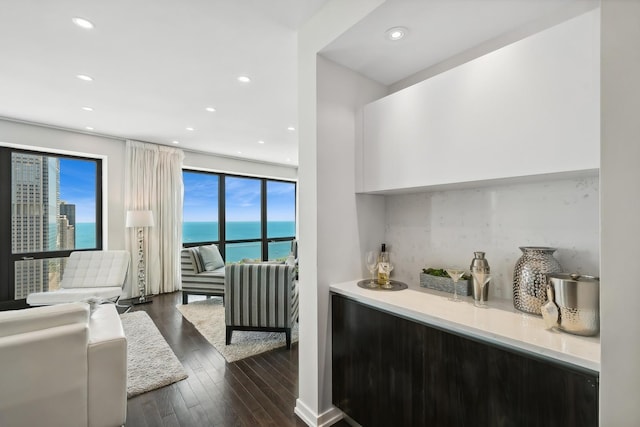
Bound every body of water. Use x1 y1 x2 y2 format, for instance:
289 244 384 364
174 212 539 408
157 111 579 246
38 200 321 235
184 221 295 262
183 221 295 243
75 221 295 262
76 222 96 249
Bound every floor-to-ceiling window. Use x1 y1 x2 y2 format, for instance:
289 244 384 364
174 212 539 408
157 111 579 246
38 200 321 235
0 147 102 310
266 179 296 260
182 170 296 263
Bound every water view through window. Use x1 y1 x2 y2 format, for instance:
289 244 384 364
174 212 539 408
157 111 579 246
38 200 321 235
183 171 296 263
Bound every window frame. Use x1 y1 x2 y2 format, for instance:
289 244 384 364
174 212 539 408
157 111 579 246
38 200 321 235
0 146 103 310
182 169 296 263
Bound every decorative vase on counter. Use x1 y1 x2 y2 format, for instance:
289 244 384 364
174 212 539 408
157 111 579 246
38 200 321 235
513 247 563 315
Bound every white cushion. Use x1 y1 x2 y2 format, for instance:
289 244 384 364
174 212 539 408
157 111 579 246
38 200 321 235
27 287 122 306
0 302 89 338
60 250 130 289
197 266 225 278
199 245 225 271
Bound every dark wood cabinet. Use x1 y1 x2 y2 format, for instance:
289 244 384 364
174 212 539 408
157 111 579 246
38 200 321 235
331 293 598 427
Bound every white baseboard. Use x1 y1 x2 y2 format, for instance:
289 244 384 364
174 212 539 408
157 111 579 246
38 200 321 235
294 399 344 427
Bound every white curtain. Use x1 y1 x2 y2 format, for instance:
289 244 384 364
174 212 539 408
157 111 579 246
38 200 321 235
125 140 184 296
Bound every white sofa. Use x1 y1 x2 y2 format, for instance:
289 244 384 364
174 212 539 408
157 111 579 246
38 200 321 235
0 302 127 427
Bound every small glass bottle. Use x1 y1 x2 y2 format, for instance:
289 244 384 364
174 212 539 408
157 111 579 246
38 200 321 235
377 243 389 285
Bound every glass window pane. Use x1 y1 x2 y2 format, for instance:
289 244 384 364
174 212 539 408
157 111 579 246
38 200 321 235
183 171 219 243
60 158 97 249
268 240 292 261
226 242 261 264
14 257 65 299
267 181 296 238
225 176 261 240
12 153 97 254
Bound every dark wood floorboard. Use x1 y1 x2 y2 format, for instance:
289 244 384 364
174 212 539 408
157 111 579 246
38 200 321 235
123 292 351 427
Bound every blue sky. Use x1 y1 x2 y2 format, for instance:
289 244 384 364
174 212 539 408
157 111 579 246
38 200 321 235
59 158 96 223
183 172 219 222
183 172 295 222
58 165 295 223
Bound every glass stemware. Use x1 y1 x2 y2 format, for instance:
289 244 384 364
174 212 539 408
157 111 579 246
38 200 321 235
445 268 466 302
365 251 379 288
472 271 491 308
380 262 394 289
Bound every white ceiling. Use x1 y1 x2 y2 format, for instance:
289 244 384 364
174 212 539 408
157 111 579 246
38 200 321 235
0 0 597 167
322 0 598 86
0 0 327 166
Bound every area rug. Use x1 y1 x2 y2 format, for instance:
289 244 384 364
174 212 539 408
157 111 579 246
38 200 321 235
177 298 298 363
120 311 188 398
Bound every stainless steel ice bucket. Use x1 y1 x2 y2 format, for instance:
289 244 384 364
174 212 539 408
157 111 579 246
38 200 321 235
547 273 600 336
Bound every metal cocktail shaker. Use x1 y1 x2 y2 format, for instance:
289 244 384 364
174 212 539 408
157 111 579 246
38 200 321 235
470 251 490 302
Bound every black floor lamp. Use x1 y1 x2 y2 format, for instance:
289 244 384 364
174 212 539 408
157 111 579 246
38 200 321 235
126 210 155 305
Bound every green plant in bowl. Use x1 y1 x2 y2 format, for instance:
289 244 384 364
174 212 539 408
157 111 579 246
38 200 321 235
422 268 470 280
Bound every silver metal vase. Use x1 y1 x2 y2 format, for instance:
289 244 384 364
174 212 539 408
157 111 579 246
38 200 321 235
512 247 562 315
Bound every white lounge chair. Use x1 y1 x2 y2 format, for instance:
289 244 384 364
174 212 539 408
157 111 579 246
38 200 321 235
26 250 130 306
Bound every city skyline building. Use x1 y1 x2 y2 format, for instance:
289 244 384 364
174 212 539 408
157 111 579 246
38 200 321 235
12 153 59 298
58 215 75 250
60 201 76 249
60 201 76 226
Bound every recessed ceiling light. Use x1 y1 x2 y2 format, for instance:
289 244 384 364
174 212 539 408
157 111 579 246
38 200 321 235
81 106 93 111
76 74 93 82
205 107 216 112
172 140 180 144
186 127 194 131
258 140 265 144
385 26 408 41
85 126 94 131
237 75 251 83
286 158 291 162
72 17 94 29
237 151 242 154
287 126 296 131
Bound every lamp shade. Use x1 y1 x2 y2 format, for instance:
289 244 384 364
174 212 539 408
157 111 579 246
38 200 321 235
126 210 155 228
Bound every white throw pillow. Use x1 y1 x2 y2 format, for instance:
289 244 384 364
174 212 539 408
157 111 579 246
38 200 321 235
199 245 225 271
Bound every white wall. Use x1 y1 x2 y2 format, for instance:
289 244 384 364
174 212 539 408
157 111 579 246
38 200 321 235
297 55 387 425
0 118 298 298
296 1 386 425
183 150 296 181
600 1 640 425
386 175 600 300
316 53 388 419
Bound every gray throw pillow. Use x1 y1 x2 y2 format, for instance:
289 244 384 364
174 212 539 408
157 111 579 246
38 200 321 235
199 245 225 271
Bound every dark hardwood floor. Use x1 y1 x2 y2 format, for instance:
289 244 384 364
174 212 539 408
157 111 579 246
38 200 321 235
123 292 350 427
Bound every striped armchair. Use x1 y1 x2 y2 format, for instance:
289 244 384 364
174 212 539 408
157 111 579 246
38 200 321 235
225 263 299 349
180 247 225 304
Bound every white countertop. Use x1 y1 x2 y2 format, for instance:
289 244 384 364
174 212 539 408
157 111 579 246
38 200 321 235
330 280 600 373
